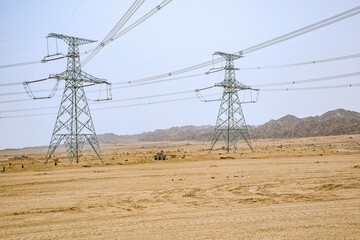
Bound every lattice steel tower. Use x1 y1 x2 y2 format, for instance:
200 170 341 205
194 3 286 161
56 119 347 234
44 33 111 163
206 51 257 152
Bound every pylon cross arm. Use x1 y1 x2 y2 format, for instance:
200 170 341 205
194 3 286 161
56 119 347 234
78 71 110 85
47 33 97 46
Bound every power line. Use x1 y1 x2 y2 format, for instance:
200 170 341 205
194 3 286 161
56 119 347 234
0 89 196 113
0 36 43 42
96 89 194 103
2 51 359 90
92 95 205 112
2 80 359 120
0 93 219 119
238 6 360 55
253 71 360 87
0 60 41 69
0 105 56 113
0 73 202 98
0 51 84 69
111 52 360 86
0 112 56 119
0 88 52 97
0 0 171 69
2 78 360 116
0 98 50 105
0 82 23 87
260 83 360 91
64 0 82 32
107 5 360 85
82 0 146 66
112 73 203 87
1 70 359 103
82 0 173 66
111 0 173 43
1 4 359 80
239 53 360 70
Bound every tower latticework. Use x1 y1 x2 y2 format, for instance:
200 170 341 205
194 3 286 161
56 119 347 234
45 33 110 163
209 52 254 152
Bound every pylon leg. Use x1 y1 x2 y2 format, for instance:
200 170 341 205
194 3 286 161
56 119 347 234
209 128 223 152
86 135 103 162
45 135 65 163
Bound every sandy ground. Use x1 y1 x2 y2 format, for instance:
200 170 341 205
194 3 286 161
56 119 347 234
0 135 360 239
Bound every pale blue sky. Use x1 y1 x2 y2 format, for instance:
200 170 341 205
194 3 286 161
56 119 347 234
1 0 360 149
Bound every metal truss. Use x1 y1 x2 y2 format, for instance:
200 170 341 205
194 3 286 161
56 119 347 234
207 51 257 152
45 33 111 163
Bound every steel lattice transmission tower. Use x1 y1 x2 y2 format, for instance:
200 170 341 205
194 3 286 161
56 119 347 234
44 33 111 164
196 51 258 153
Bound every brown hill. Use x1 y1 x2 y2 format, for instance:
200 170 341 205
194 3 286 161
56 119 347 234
98 109 360 143
289 109 360 138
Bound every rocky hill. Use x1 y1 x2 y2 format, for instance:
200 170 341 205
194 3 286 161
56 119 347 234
98 109 360 143
251 109 360 139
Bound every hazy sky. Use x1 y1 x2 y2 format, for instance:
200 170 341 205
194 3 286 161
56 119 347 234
1 0 360 149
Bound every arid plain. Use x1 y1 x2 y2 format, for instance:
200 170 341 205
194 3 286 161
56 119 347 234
1 135 359 239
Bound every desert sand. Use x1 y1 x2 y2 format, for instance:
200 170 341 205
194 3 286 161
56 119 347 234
0 135 359 239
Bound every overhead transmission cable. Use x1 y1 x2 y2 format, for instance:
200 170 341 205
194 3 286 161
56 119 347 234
0 0 173 69
253 71 360 87
0 82 23 87
82 0 146 66
1 4 359 76
238 6 360 55
0 60 42 69
2 4 360 72
239 53 360 71
111 0 173 41
0 89 197 113
0 93 220 119
1 52 359 90
82 0 173 66
110 53 360 86
108 5 360 85
1 69 360 101
1 82 360 120
261 83 360 91
1 5 360 106
2 70 360 113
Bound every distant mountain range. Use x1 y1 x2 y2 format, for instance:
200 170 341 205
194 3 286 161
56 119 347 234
98 109 360 144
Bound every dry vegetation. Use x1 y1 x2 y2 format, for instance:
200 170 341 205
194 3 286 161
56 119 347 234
1 135 360 239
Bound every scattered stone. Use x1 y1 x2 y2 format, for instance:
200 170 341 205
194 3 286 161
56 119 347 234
8 155 30 161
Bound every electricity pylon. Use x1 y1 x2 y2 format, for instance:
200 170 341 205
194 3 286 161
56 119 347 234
44 33 111 163
196 51 258 153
